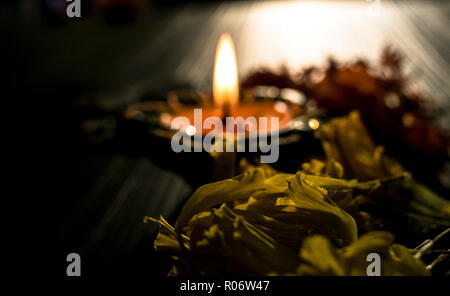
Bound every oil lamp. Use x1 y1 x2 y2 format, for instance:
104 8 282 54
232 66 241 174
165 33 295 137
123 33 323 181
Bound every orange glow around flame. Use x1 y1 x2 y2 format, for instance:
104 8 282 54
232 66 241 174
213 34 239 109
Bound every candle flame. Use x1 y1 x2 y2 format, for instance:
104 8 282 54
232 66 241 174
213 33 239 109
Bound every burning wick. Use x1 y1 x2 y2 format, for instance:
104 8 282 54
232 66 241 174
221 102 231 125
213 33 239 125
